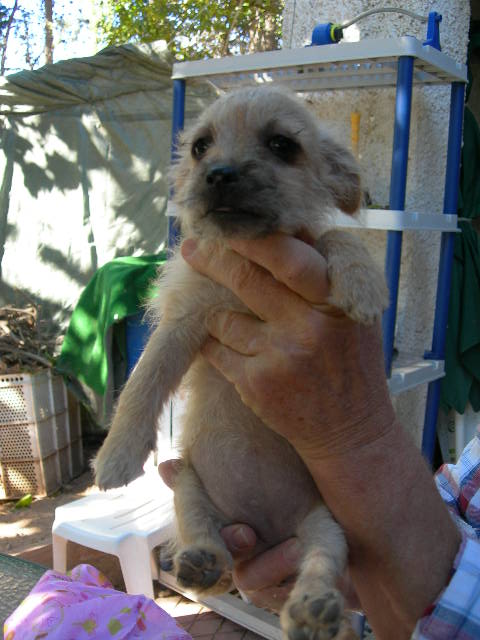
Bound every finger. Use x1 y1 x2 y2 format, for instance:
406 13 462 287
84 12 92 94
181 239 308 322
221 524 257 560
206 310 266 356
158 459 183 489
201 337 249 391
238 584 293 612
233 538 301 592
228 235 330 305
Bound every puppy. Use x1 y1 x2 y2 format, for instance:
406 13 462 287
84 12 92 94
94 86 389 640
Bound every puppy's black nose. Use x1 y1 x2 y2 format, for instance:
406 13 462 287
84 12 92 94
206 165 239 187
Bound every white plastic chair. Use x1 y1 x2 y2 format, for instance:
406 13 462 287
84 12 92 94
52 466 175 599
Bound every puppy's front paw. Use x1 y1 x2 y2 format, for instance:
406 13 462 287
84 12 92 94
316 230 389 326
174 545 232 595
328 262 389 326
281 588 344 640
93 440 146 490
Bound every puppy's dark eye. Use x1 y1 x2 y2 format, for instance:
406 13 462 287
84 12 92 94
267 135 301 162
192 136 212 160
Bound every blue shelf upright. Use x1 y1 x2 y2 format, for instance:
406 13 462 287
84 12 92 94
168 79 186 250
382 56 414 376
422 82 466 464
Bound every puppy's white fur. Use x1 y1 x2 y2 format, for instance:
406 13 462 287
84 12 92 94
94 87 388 640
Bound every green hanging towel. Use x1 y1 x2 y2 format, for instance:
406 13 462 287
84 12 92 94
56 252 166 397
457 107 480 220
440 97 480 414
441 221 480 413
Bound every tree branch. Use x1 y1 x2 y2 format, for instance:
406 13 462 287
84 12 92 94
44 0 54 64
1 0 19 75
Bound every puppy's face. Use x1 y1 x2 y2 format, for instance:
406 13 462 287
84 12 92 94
172 87 361 239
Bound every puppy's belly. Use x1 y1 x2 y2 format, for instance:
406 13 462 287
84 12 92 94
189 425 320 547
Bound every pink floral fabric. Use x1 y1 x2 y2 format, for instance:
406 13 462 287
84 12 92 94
4 564 192 640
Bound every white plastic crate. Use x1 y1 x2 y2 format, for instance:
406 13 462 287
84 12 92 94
0 370 84 498
0 453 61 499
0 370 64 425
0 413 65 460
57 443 71 485
67 386 82 443
60 387 84 482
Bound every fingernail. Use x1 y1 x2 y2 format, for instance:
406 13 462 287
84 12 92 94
230 525 255 550
283 539 302 565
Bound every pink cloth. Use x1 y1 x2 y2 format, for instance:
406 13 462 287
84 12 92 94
4 564 192 640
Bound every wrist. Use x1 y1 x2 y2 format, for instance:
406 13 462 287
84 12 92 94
291 394 397 465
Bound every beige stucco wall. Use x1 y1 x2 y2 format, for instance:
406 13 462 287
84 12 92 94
282 0 471 445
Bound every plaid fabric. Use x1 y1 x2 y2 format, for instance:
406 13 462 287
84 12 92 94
435 427 480 539
413 426 480 639
413 536 480 639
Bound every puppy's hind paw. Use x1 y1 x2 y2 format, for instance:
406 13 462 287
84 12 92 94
281 588 344 640
174 545 233 595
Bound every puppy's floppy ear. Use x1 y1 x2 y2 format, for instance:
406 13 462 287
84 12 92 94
322 137 362 215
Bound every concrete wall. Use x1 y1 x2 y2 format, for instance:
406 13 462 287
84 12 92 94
282 0 471 445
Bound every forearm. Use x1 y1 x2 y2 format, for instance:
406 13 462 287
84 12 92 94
302 421 461 638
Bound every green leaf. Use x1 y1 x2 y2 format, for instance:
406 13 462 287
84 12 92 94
14 493 33 509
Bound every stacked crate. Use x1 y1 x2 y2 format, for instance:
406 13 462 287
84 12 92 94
0 370 84 498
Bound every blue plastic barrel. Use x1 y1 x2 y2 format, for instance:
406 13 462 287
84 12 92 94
125 311 151 378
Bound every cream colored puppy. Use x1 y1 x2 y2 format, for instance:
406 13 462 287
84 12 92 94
94 87 388 640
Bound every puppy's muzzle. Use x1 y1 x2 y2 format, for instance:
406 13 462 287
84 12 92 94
202 162 279 236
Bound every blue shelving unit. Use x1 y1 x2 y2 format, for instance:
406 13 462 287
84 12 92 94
169 35 467 467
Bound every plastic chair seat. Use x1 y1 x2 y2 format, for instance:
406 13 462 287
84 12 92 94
52 470 174 599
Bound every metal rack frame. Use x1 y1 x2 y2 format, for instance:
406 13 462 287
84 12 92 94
169 36 468 464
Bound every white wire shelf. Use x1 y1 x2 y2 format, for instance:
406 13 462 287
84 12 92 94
172 37 467 92
333 209 459 232
388 356 444 394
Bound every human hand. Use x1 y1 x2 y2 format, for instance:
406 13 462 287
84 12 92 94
181 234 395 465
222 526 300 611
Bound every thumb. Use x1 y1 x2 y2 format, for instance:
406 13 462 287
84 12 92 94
221 524 257 561
158 459 183 488
234 537 300 591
